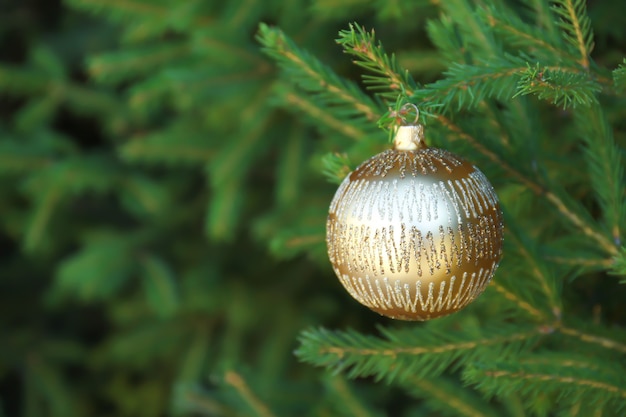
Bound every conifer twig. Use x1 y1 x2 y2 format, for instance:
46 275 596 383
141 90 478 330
546 256 613 269
435 115 618 256
558 327 626 355
561 0 591 69
482 369 626 399
24 187 61 252
328 376 378 417
337 24 413 102
284 234 325 250
258 24 380 123
224 371 278 417
482 8 565 59
198 38 265 66
551 0 594 70
489 282 546 321
521 357 607 373
179 390 231 416
507 232 560 318
320 329 539 358
406 377 497 417
281 91 367 140
66 0 214 27
88 43 190 82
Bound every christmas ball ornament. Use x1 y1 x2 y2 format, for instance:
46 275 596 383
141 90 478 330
326 109 503 320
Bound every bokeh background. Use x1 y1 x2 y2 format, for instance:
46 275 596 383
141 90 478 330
2 1 626 416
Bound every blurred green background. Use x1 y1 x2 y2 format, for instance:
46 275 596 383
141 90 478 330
2 0 626 416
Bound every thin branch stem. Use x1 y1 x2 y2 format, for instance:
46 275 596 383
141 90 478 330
224 371 278 417
489 281 547 321
277 50 379 122
484 369 626 398
328 376 378 417
546 256 613 268
284 233 325 249
507 232 560 318
320 329 540 359
75 0 214 28
543 191 617 255
282 91 367 140
350 37 407 94
562 0 590 69
407 377 492 417
483 13 565 59
558 326 626 355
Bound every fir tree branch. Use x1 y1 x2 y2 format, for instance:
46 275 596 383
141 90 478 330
514 64 600 108
224 371 278 417
489 282 546 321
275 127 305 207
480 6 565 59
278 89 368 141
23 187 62 252
403 376 500 417
426 15 467 64
65 0 213 28
120 131 215 165
613 60 626 93
435 115 618 256
522 0 559 41
176 387 232 417
0 66 120 117
0 66 48 94
609 246 626 278
547 255 613 269
21 156 120 251
437 0 495 56
258 24 381 123
416 59 524 112
0 142 53 174
70 0 174 18
310 0 370 19
196 36 265 66
88 43 190 84
326 376 380 417
321 152 352 184
551 0 594 70
210 112 270 186
465 358 626 413
543 190 618 256
297 326 542 382
479 369 626 399
318 331 534 357
507 231 561 319
336 23 416 102
283 234 325 250
521 356 616 375
575 104 625 245
558 326 626 355
206 175 246 241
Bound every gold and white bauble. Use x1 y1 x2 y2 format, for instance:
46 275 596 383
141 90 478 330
326 122 504 320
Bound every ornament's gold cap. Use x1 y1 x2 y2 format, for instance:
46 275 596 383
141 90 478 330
393 124 425 151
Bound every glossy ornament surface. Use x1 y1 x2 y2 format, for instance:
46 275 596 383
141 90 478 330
326 123 503 320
